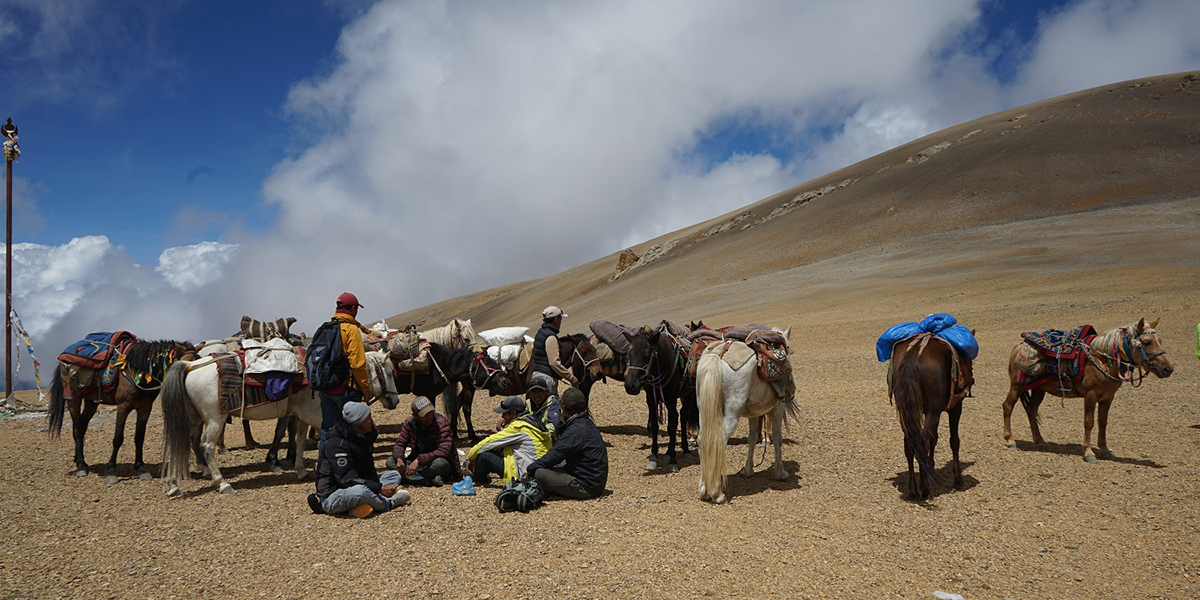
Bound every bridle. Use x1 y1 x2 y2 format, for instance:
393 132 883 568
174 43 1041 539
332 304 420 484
469 351 505 391
1089 327 1167 386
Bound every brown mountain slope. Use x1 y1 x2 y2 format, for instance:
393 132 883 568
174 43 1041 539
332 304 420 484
388 71 1200 334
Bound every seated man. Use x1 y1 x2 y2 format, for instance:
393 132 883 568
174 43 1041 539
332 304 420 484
309 401 410 518
524 376 562 434
389 396 460 486
526 387 607 499
467 396 553 486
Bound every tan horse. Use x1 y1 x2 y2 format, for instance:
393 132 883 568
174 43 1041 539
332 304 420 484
1002 318 1174 462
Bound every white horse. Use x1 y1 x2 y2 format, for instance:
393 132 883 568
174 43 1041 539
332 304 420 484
421 318 484 350
696 327 798 504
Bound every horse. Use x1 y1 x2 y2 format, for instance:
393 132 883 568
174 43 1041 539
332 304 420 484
420 318 484 350
490 333 604 396
623 325 698 472
47 339 196 483
159 351 328 496
1002 318 1174 462
390 342 511 442
891 333 973 500
695 327 796 504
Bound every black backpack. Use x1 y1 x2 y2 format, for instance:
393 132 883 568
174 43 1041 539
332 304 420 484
494 477 545 513
306 320 349 391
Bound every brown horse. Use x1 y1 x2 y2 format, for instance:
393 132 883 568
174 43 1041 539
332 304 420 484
1002 318 1174 462
48 339 197 482
487 333 604 397
891 333 974 500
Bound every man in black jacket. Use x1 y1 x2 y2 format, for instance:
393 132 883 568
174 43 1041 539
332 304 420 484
309 401 410 518
525 387 607 499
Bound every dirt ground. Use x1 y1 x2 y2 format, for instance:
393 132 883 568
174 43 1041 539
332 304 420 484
1 285 1197 600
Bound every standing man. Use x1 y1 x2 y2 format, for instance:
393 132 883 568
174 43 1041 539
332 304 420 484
309 401 410 518
526 388 608 500
388 396 460 486
531 305 578 396
317 292 373 450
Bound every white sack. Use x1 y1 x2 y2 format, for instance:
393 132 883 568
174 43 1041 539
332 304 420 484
479 327 529 347
243 337 302 374
486 343 525 369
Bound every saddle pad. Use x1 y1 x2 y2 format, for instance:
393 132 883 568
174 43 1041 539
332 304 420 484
1020 325 1097 360
601 354 627 378
216 354 280 414
717 324 787 347
395 342 432 374
59 331 136 369
715 341 755 371
589 321 636 355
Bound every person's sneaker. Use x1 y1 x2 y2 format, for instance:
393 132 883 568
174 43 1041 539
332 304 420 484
307 493 326 515
348 504 373 519
431 475 444 487
389 489 411 508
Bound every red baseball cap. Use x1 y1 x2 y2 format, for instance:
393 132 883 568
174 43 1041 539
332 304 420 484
336 292 363 308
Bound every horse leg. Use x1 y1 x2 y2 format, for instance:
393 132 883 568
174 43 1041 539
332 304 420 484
132 403 154 480
664 397 679 473
218 415 231 454
1082 395 1098 463
923 411 940 500
292 419 309 480
645 392 659 471
200 419 233 493
1096 398 1115 460
1002 383 1021 447
265 417 291 473
1024 390 1047 447
461 388 480 444
904 438 918 500
242 419 259 449
70 400 98 477
104 403 133 484
741 415 760 477
948 403 963 489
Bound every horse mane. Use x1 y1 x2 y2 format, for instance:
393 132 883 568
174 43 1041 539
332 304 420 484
1091 320 1142 353
125 340 191 375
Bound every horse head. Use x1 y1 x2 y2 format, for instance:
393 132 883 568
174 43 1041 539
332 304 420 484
469 348 511 394
622 327 661 394
365 351 401 409
564 334 604 381
689 320 707 331
1132 318 1173 378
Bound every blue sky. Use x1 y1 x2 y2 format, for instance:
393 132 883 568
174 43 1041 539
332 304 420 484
1 0 1198 387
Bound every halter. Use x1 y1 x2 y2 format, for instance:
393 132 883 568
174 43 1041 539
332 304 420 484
626 332 686 425
469 352 504 391
1089 327 1166 386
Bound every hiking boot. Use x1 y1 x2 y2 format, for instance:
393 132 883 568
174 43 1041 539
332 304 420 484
307 493 326 515
431 475 444 487
348 504 373 519
389 489 411 508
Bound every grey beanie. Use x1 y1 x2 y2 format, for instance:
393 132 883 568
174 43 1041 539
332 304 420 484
342 401 372 427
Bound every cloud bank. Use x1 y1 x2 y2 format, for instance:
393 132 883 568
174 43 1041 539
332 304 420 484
7 0 1200 388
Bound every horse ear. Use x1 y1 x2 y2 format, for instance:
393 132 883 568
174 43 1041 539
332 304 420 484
970 328 976 337
649 329 660 342
782 326 791 341
1136 317 1146 332
1148 317 1159 329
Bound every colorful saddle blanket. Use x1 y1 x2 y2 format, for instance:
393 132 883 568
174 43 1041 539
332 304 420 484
1016 325 1097 391
216 352 307 415
59 331 136 369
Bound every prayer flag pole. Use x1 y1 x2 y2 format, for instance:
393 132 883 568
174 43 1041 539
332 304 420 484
2 118 18 404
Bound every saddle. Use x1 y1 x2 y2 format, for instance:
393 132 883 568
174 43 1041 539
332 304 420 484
700 339 796 399
684 325 791 383
214 351 307 415
59 331 136 370
1014 325 1097 391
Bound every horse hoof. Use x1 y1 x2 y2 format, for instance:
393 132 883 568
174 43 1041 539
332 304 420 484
296 471 310 481
139 472 154 480
645 458 658 471
667 464 679 473
1098 450 1115 460
1084 455 1099 464
714 493 728 504
1005 442 1017 449
217 447 230 455
105 475 119 484
218 483 234 494
270 465 284 474
75 469 89 477
166 486 181 497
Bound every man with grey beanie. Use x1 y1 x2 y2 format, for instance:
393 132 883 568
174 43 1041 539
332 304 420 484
309 401 410 518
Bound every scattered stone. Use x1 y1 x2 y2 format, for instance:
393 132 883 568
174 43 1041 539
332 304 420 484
933 592 964 600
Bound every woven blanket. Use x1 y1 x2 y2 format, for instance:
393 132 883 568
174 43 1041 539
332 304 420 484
1020 325 1096 360
240 316 296 341
59 331 136 369
216 354 283 414
590 321 637 355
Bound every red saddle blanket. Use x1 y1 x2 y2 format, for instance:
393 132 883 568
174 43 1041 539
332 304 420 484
59 331 136 370
1017 325 1096 391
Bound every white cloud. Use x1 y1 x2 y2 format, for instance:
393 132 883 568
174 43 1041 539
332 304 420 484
156 242 239 293
8 0 1200 388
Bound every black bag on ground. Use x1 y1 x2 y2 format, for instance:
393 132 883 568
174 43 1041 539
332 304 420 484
306 320 349 391
494 477 545 513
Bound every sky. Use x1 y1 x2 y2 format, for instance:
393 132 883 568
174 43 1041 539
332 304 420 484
1 0 1198 388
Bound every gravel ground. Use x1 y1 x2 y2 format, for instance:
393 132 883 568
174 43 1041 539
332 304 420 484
2 303 1197 600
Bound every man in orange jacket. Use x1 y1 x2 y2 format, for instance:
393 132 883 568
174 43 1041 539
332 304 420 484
318 292 374 450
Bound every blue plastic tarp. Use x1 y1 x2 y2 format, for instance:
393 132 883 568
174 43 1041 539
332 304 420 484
876 314 978 362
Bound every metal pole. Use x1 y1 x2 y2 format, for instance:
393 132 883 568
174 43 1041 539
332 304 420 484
2 118 16 402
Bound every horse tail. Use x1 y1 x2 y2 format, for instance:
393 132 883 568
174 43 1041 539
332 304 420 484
697 352 727 501
1017 389 1032 410
160 361 194 484
47 364 65 438
894 355 938 490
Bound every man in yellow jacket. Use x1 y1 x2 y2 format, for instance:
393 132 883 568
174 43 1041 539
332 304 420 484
466 396 553 486
318 292 374 451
